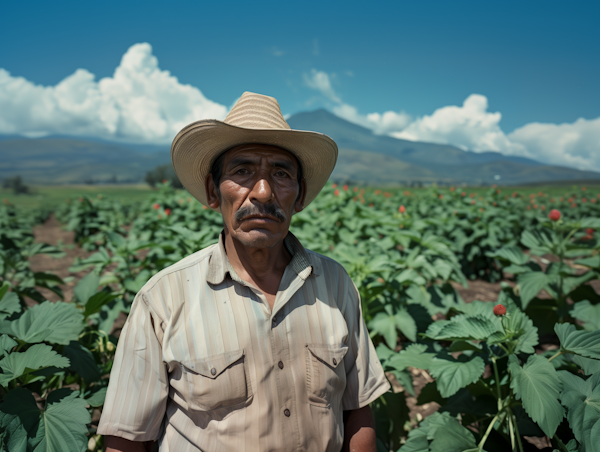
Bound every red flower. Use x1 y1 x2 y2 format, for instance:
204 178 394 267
162 179 168 183
399 205 406 213
438 194 444 200
332 183 337 189
353 186 359 193
493 304 507 316
586 228 594 235
461 191 466 197
343 185 348 191
548 209 561 221
165 208 171 216
153 203 160 210
334 189 340 196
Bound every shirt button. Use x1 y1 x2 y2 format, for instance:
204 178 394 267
278 361 284 369
284 409 290 417
333 358 337 366
210 367 216 376
272 317 277 327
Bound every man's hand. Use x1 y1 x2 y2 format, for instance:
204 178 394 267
342 405 377 452
105 435 154 452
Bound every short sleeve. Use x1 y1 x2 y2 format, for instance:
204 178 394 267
341 281 391 411
97 292 168 441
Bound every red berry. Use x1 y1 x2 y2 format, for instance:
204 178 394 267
331 183 337 189
343 185 348 191
334 189 340 197
493 304 507 316
153 203 160 210
586 228 594 235
548 209 561 221
165 208 171 216
399 205 406 213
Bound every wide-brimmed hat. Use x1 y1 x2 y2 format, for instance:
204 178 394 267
171 91 338 207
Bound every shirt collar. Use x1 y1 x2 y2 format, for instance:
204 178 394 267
206 230 317 285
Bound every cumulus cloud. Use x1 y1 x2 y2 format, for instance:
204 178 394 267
392 94 526 155
305 68 412 135
509 117 600 171
0 43 228 143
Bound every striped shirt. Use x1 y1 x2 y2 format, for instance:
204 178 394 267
97 231 390 452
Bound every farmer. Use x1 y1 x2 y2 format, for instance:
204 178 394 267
98 92 390 452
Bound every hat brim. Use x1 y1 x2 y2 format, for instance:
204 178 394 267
171 120 338 207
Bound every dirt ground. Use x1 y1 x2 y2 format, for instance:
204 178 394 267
29 216 594 449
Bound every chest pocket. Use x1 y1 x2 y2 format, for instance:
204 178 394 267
305 344 348 408
181 349 252 412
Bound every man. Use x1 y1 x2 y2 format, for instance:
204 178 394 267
98 92 390 452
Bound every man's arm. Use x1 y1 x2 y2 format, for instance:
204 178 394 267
342 405 377 452
105 436 154 452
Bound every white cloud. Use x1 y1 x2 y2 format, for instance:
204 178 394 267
0 43 228 144
392 94 526 155
509 117 600 171
305 68 412 135
303 69 340 103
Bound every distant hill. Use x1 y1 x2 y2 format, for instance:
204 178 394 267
286 109 600 185
1 109 599 186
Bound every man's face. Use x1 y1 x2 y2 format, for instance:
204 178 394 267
206 144 306 249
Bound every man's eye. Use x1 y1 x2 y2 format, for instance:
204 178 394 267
236 168 248 175
275 171 288 177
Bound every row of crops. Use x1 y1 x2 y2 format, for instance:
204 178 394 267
1 183 599 452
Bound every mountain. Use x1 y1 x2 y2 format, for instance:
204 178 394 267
1 109 598 186
0 138 169 184
287 109 599 185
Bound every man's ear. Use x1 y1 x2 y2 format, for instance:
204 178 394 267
205 174 221 210
295 178 307 213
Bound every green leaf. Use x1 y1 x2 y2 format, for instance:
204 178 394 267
387 344 435 371
508 354 564 437
10 301 83 345
487 246 529 266
517 271 549 309
82 291 117 318
556 323 600 360
429 354 485 398
416 382 446 406
370 311 399 349
63 341 102 383
571 300 600 331
573 355 600 375
85 387 107 407
35 391 91 452
0 388 41 452
448 341 483 352
558 371 600 452
0 289 20 321
395 308 418 342
0 334 17 358
575 255 600 269
428 417 478 452
504 307 539 354
73 271 100 305
581 218 600 229
0 344 70 386
425 315 501 341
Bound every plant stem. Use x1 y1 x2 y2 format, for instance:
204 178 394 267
548 350 565 362
491 356 503 407
552 434 570 452
508 407 524 452
478 411 501 452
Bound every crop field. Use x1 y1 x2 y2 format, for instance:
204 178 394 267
1 182 599 452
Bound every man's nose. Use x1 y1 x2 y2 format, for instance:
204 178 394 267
249 177 274 204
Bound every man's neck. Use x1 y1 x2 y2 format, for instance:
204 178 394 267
223 230 292 307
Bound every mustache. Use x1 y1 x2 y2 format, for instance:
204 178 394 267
234 204 287 223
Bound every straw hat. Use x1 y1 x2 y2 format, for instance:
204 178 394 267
171 92 338 207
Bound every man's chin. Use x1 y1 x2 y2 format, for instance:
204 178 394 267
232 228 284 249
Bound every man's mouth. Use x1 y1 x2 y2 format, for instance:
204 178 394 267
234 205 287 223
241 214 280 222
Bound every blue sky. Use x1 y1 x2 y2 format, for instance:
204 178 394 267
1 0 599 170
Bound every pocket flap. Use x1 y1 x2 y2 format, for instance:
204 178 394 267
182 349 244 379
307 345 348 369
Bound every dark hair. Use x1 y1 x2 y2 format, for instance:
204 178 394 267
210 148 304 199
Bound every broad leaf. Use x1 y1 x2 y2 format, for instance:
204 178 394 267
85 387 107 407
0 388 40 452
63 341 102 383
0 334 17 358
504 307 539 354
387 344 435 371
73 271 100 305
83 291 117 318
573 355 600 375
428 417 478 452
558 371 600 452
487 246 529 266
10 301 83 345
429 354 485 398
425 315 500 341
517 271 549 309
571 300 600 331
0 344 70 386
509 354 564 437
0 289 20 321
556 323 600 360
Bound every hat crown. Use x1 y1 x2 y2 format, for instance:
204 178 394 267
224 92 291 130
